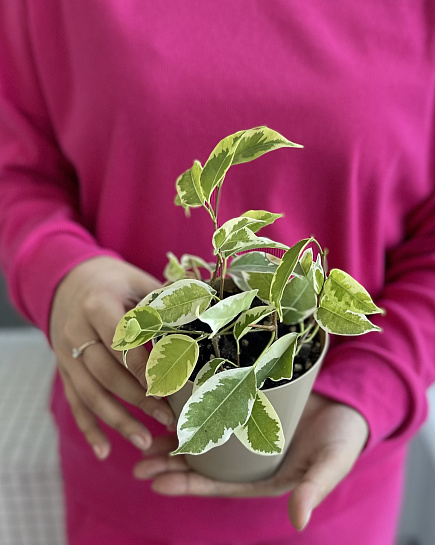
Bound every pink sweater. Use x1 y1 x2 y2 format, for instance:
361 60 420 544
1 2 434 544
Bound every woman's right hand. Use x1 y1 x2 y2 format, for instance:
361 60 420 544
49 256 175 460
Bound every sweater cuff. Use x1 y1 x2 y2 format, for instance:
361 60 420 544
9 224 122 338
313 341 427 450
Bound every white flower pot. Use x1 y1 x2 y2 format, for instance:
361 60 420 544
167 330 330 482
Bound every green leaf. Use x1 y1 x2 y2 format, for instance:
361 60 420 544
240 210 283 234
322 269 384 315
192 358 235 393
149 279 216 326
198 290 258 336
281 271 317 325
200 131 245 201
226 270 253 293
254 332 299 388
229 251 278 275
112 306 163 350
173 366 257 455
163 252 186 283
269 238 313 320
175 160 204 208
232 126 302 165
315 296 382 336
312 254 325 294
244 272 274 302
235 391 284 455
233 305 276 342
146 335 199 396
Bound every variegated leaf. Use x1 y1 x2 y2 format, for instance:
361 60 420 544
270 238 313 319
173 366 257 455
200 131 245 201
235 391 284 455
146 335 199 396
149 279 216 326
221 232 288 258
199 290 258 336
192 358 235 393
163 252 186 282
175 160 204 208
212 217 264 252
112 306 163 350
232 126 302 165
322 269 384 315
312 253 325 294
254 332 299 388
240 210 283 234
136 286 169 307
315 297 381 336
233 305 275 342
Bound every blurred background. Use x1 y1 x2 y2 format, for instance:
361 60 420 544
0 269 434 545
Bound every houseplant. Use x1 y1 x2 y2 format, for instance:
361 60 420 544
112 126 383 481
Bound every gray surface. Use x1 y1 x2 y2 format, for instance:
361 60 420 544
0 328 66 545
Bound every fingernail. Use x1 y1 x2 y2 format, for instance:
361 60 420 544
153 409 174 427
93 444 110 460
129 433 151 450
299 510 312 531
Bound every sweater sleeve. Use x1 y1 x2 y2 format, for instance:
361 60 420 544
0 2 120 337
314 186 435 448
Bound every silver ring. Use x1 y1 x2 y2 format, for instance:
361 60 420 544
72 339 100 359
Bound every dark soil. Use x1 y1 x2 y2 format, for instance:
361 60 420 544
185 298 322 390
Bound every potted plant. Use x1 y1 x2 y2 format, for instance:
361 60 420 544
112 127 383 482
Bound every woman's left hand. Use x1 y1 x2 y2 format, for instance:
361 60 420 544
133 393 369 531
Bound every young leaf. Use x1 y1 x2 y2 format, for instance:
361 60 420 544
192 358 235 393
200 130 245 201
199 290 258 336
322 269 384 315
312 253 325 294
163 252 186 283
269 238 313 320
112 306 163 350
300 248 313 275
315 297 382 336
254 332 299 388
149 279 216 326
180 254 213 274
146 334 199 396
229 251 278 275
232 126 302 165
233 305 276 342
240 210 283 234
235 391 284 455
175 160 204 208
173 366 257 455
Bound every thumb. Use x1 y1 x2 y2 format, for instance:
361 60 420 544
287 447 353 531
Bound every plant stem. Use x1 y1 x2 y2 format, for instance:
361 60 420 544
273 311 278 340
211 335 221 359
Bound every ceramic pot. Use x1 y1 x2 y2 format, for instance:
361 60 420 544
167 329 330 482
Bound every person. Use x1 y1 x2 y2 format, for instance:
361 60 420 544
0 2 434 544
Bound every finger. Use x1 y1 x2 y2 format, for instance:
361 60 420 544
62 356 153 451
59 367 111 460
287 446 352 531
80 342 175 428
